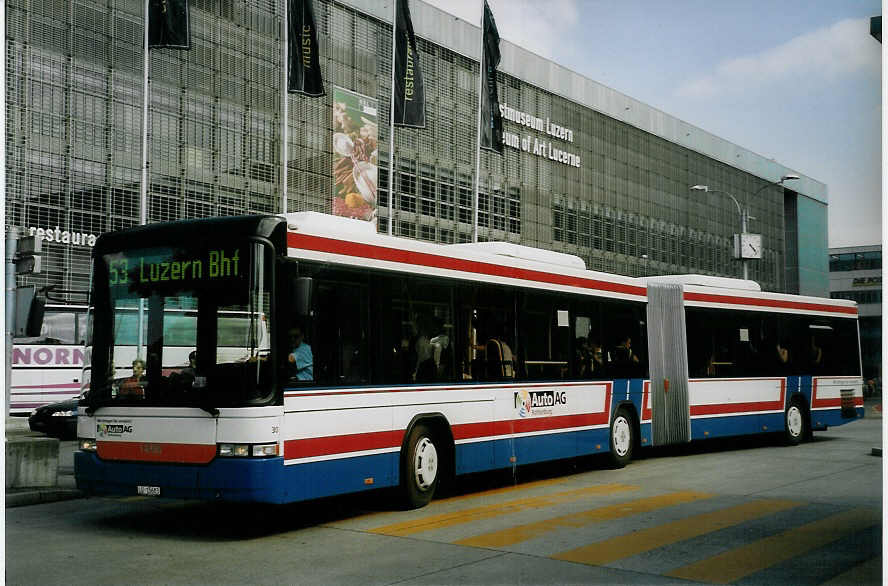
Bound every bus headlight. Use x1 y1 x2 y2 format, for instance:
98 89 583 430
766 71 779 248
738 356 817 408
217 443 279 458
79 438 97 451
218 444 250 457
250 443 279 457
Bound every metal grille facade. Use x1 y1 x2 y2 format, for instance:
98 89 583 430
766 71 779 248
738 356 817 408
7 0 812 301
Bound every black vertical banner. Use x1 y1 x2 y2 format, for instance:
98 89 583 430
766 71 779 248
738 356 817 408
393 0 426 128
148 0 191 49
288 0 325 96
480 0 503 153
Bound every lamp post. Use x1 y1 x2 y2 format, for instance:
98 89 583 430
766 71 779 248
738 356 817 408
690 174 799 281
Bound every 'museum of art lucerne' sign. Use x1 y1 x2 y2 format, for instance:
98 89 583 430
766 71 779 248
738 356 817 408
499 103 581 168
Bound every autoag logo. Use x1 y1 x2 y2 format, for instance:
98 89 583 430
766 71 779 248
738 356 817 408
96 422 133 438
514 390 567 417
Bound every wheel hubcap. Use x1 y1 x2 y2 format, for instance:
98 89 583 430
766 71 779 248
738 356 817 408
414 437 438 491
612 416 631 457
787 406 802 437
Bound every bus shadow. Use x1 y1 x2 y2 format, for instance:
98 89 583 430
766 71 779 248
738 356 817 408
635 432 837 460
87 457 618 540
88 434 839 540
89 489 401 541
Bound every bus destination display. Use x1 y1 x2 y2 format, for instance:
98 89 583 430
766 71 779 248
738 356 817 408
105 248 241 286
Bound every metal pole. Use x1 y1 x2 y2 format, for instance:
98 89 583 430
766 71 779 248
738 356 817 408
6 227 19 420
1 0 7 421
472 0 484 243
741 207 748 281
138 0 149 356
140 0 150 226
281 0 289 215
387 0 397 235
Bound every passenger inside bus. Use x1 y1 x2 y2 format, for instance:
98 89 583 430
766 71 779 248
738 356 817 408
118 358 146 398
288 326 314 381
775 339 792 374
429 318 451 379
484 319 515 381
589 342 606 377
413 315 435 383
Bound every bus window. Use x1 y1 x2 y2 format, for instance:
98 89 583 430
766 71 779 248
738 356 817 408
378 276 453 385
459 284 515 382
573 301 605 379
519 292 569 381
602 301 646 379
40 311 77 344
312 278 368 386
76 311 90 345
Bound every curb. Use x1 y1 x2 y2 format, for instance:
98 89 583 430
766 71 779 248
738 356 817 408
6 487 84 508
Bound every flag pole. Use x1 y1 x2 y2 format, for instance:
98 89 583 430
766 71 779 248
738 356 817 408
387 0 397 236
140 0 150 226
472 0 484 243
281 0 289 215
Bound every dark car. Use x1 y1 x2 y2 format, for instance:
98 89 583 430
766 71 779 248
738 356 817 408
28 396 79 440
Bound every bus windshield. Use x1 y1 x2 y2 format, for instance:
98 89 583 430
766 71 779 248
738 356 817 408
89 242 274 409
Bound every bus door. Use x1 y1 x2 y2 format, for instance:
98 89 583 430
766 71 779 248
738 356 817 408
645 283 691 445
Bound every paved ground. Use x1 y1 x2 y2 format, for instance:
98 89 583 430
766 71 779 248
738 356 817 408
5 399 882 585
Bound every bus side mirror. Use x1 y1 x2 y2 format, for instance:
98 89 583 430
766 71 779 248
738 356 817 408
294 277 313 317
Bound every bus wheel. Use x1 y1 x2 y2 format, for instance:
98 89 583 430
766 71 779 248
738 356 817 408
402 424 439 509
608 407 634 468
784 398 807 446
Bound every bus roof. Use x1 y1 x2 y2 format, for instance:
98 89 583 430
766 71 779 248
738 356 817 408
281 212 856 318
283 212 646 301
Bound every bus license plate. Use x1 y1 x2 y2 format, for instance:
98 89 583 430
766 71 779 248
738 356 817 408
137 485 161 496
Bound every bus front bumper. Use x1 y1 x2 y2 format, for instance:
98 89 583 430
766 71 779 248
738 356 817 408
75 451 289 504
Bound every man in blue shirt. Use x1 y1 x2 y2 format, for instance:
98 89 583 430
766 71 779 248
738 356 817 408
288 326 314 381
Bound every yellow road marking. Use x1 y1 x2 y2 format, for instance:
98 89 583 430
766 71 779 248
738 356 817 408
455 490 712 549
328 475 577 527
370 484 639 537
667 508 880 584
552 498 801 566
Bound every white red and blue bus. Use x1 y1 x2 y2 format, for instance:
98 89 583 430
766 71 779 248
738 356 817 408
75 213 863 507
11 304 89 414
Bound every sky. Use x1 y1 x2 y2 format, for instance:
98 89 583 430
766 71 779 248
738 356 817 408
424 0 882 248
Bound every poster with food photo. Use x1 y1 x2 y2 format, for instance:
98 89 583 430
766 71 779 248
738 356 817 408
332 86 378 222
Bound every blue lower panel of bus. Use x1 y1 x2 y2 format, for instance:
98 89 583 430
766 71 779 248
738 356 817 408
455 427 612 475
811 407 864 429
75 451 399 504
690 414 764 440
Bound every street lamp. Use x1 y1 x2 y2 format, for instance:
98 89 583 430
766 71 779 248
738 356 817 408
690 174 798 280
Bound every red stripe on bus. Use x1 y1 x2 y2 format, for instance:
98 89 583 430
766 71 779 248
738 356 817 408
811 397 864 408
690 400 784 416
684 292 857 315
97 441 216 464
284 411 611 461
284 429 404 460
287 232 647 297
452 412 611 441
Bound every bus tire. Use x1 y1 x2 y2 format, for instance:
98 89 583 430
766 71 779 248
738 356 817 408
402 423 440 509
608 407 635 468
784 397 807 446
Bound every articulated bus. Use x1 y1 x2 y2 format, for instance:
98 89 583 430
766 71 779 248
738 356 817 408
75 213 863 507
